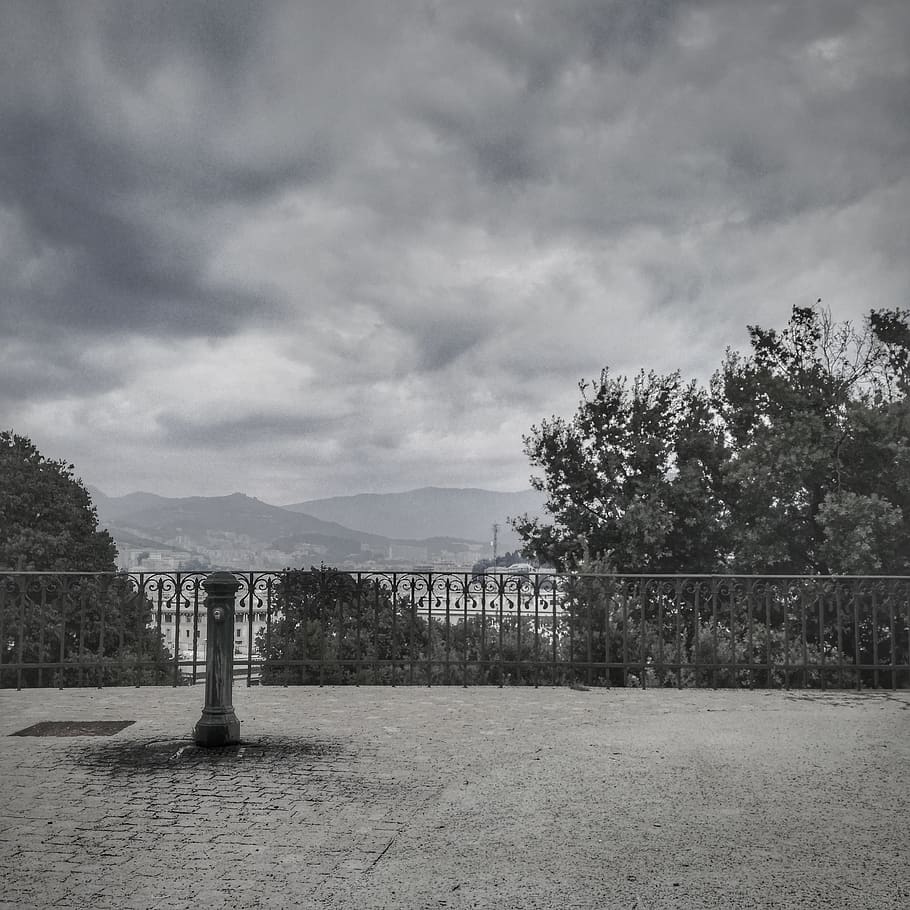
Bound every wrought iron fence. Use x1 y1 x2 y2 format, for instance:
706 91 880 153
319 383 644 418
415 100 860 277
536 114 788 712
1 570 908 689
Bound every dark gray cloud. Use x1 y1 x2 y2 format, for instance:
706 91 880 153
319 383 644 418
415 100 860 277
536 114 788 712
0 330 122 410
0 0 318 340
2 0 907 501
158 411 344 448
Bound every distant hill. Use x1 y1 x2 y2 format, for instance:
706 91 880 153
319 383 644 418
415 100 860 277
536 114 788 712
87 487 171 522
94 492 389 547
283 487 546 551
90 490 496 567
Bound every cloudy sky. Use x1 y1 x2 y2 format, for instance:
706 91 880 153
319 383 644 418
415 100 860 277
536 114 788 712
2 1 908 504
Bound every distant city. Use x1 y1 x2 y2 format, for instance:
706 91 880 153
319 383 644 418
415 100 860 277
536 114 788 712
90 486 547 573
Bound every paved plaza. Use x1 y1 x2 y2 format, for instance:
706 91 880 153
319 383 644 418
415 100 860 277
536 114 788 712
0 685 907 909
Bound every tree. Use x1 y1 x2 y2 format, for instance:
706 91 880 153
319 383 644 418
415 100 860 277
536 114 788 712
1 431 169 686
716 305 910 573
259 567 553 686
259 567 430 684
514 370 728 571
515 305 910 576
471 550 522 577
0 431 116 571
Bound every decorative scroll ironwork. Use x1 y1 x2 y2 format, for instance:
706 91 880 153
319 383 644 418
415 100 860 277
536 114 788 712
1 570 907 689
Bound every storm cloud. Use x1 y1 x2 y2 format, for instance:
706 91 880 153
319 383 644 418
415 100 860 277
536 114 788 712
2 0 908 502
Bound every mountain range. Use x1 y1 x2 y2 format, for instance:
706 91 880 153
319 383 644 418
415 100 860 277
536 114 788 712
283 487 544 549
88 486 546 570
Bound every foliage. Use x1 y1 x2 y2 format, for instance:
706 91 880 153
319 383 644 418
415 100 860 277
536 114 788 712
255 563 907 689
514 370 728 571
436 612 551 685
716 305 910 573
259 568 564 686
0 430 116 571
0 573 175 688
516 306 910 575
683 622 843 689
557 569 899 689
471 550 523 577
0 431 171 686
258 567 431 684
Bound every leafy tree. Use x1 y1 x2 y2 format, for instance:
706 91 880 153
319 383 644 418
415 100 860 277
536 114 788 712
716 305 910 573
516 305 910 576
0 431 116 571
514 370 728 571
259 568 563 686
1 431 169 686
259 567 430 684
470 550 522 577
443 612 545 685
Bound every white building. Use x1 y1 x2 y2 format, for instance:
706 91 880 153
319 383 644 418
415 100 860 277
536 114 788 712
153 594 271 672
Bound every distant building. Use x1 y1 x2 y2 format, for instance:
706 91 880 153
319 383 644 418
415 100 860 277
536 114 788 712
118 547 196 572
151 593 270 673
389 543 428 562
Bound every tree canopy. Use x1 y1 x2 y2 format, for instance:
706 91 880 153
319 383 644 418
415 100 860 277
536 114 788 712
0 430 116 571
1 431 171 686
259 567 430 684
515 305 910 575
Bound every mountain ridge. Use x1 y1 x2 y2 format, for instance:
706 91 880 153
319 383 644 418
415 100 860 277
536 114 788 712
283 486 545 549
87 486 546 569
88 487 537 569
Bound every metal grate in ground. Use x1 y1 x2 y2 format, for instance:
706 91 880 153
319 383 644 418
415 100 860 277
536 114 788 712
10 720 135 737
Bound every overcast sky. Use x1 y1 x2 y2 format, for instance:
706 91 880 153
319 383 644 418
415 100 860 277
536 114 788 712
2 0 908 504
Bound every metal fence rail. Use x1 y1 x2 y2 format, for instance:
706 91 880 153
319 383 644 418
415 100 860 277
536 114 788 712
1 570 908 689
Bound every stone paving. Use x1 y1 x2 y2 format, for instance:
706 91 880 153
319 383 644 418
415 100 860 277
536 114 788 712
0 686 908 909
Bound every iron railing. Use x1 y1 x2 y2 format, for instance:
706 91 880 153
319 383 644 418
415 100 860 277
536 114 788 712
1 570 908 689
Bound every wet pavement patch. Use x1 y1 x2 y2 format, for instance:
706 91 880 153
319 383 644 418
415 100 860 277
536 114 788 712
11 720 135 737
78 734 354 773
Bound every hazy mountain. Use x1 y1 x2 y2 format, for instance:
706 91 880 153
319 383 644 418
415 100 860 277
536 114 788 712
284 487 546 550
103 527 188 550
95 492 389 547
87 487 171 521
91 490 494 567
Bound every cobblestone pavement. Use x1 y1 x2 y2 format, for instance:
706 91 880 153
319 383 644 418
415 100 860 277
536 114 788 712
0 686 908 910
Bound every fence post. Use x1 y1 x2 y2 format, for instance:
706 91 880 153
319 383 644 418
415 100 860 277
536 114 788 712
194 571 241 747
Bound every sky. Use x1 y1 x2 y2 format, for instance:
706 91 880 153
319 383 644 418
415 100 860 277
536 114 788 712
2 0 908 504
